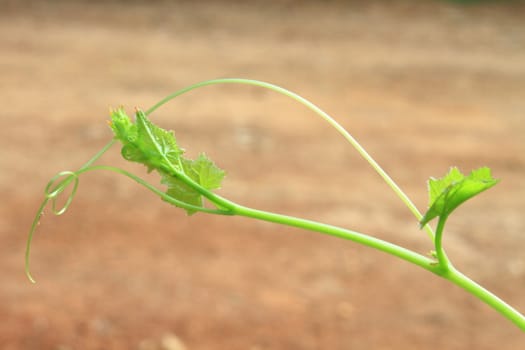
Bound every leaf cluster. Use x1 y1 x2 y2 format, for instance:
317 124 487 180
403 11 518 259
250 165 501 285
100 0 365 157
420 167 499 226
109 107 225 214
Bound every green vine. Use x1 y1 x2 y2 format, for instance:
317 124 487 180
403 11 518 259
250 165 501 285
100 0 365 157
26 78 524 331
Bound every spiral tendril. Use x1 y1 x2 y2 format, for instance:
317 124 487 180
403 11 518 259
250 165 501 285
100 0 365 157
44 171 80 215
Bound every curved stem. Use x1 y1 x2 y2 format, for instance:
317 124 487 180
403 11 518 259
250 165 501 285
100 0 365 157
146 78 435 240
445 267 525 331
163 166 238 211
234 200 525 330
232 204 437 273
148 81 525 330
82 139 117 168
78 165 234 216
435 215 451 271
431 214 524 330
89 164 429 270
25 198 49 283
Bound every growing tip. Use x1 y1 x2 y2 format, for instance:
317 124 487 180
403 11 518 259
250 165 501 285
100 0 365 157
25 267 36 284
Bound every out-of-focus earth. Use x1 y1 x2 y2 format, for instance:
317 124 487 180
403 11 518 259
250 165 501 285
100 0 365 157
1 1 524 349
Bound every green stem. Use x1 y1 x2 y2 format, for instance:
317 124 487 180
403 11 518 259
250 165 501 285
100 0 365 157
25 198 50 283
83 139 117 168
444 267 525 331
232 203 437 273
163 167 238 212
47 161 525 330
229 200 525 331
430 214 524 330
78 165 234 216
146 79 525 330
146 78 435 240
435 215 451 271
136 110 237 212
235 200 524 331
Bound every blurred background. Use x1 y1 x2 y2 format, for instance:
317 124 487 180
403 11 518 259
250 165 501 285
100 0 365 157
1 0 524 349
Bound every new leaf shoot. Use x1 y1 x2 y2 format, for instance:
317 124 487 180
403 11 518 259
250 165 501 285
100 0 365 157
420 167 499 227
109 107 225 214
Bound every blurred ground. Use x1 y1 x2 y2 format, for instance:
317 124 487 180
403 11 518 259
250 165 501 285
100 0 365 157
1 0 525 349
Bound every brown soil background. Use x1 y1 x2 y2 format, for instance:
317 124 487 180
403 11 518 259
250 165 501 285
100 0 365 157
1 1 524 349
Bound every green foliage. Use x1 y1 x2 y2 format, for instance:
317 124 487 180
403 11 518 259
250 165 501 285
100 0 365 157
26 79 524 330
161 154 225 214
420 167 499 226
110 107 183 172
109 107 225 214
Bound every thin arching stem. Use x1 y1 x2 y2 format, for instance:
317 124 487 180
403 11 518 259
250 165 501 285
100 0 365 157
77 165 234 216
146 80 525 330
25 198 50 283
146 78 435 241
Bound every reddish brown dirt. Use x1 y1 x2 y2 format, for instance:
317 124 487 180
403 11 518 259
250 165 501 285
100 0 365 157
1 1 525 349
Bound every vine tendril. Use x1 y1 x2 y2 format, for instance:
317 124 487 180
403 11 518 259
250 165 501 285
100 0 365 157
44 171 80 215
26 140 115 283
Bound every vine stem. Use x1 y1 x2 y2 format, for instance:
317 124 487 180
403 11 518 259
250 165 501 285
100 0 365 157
79 165 234 216
444 267 525 330
429 215 524 330
434 214 451 271
232 204 436 272
25 79 525 331
145 78 435 240
232 202 525 331
145 78 525 331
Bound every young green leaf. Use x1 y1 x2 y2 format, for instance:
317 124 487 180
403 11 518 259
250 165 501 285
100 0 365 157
191 153 226 190
160 154 225 214
135 109 184 172
109 108 225 215
109 107 183 172
420 167 499 227
109 106 137 142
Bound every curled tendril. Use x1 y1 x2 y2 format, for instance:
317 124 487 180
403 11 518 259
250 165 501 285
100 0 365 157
44 171 80 215
25 170 80 283
26 140 115 283
25 163 230 283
